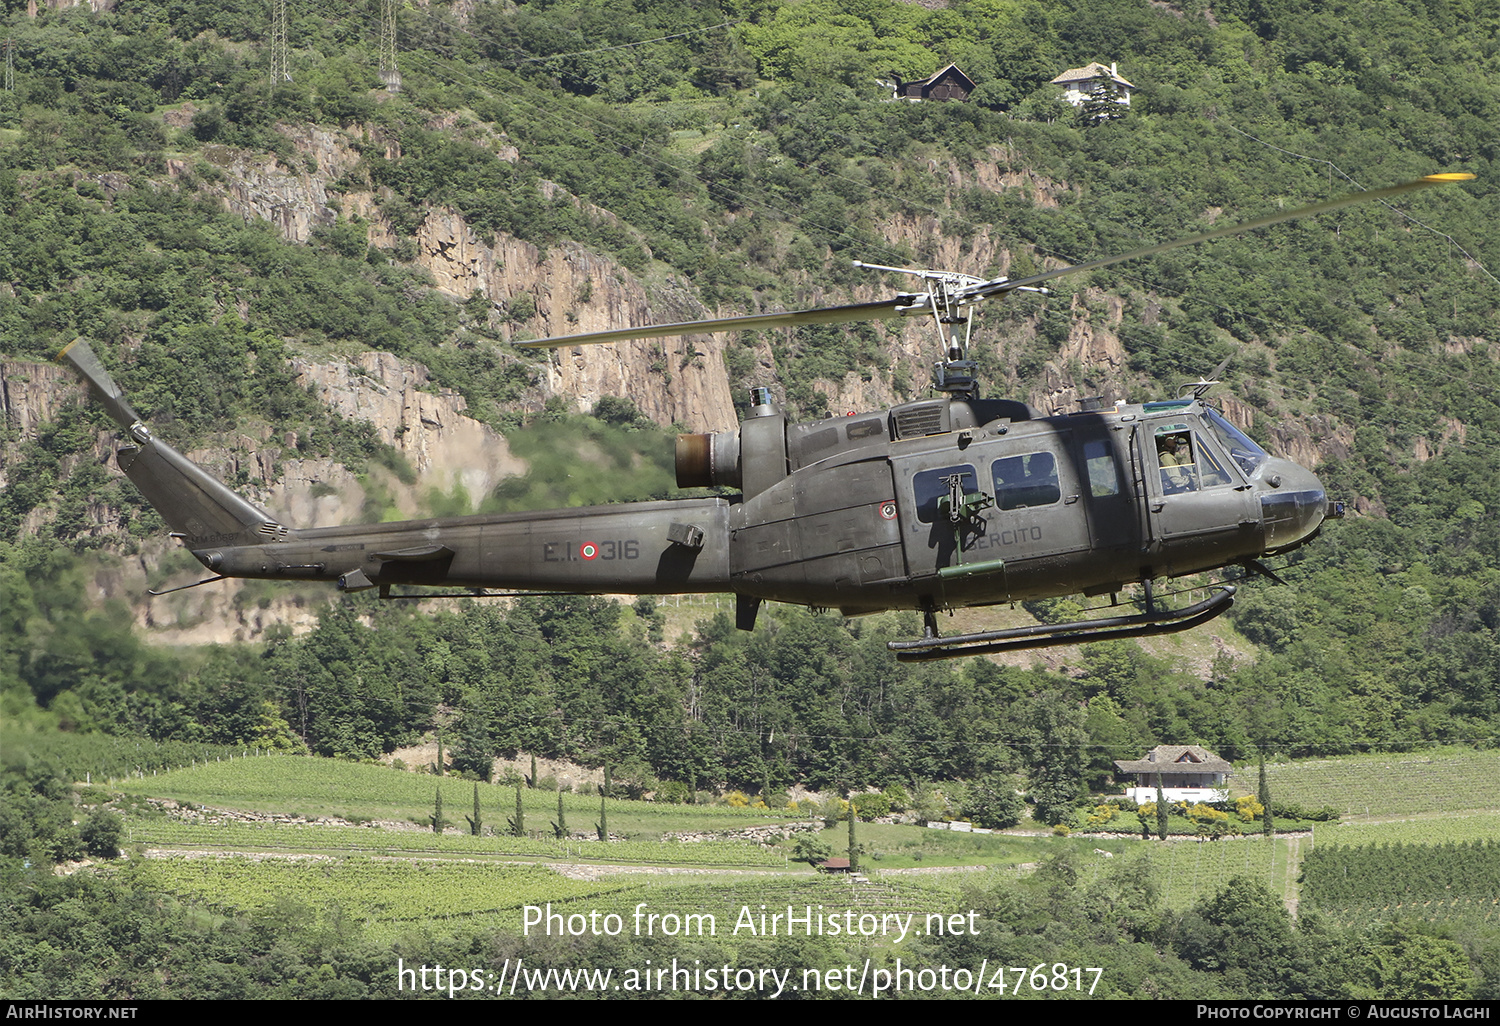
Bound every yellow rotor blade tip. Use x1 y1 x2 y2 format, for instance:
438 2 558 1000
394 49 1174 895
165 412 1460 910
1423 173 1475 182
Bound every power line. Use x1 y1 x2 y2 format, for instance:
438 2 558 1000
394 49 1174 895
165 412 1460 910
269 0 292 84
504 19 745 66
378 0 400 93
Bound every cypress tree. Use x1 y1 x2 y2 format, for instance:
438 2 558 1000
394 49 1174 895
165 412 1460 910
552 787 567 839
1155 773 1168 841
597 792 608 841
847 800 859 873
465 782 483 836
530 753 538 789
431 787 444 833
1259 753 1274 837
510 782 525 837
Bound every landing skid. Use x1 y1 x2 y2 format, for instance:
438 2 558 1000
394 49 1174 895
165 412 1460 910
888 586 1236 661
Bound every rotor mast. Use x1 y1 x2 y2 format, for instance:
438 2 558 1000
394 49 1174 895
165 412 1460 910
853 261 1045 400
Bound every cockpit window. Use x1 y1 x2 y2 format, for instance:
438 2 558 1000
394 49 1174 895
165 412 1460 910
1197 442 1233 488
1204 408 1269 476
1155 426 1197 494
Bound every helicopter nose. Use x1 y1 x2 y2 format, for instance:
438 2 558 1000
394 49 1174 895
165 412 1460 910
1258 460 1328 551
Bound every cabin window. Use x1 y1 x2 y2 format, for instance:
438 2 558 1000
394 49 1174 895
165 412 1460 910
991 452 1061 510
1083 439 1119 497
913 465 978 523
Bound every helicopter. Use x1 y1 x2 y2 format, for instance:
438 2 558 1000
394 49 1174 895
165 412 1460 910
61 173 1472 660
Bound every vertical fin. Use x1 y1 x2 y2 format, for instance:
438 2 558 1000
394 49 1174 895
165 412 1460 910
59 339 292 547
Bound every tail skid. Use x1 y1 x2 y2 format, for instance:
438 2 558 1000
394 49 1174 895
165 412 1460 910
60 339 294 550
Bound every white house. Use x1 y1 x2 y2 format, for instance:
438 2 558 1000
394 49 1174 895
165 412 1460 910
1114 745 1230 804
1051 61 1134 109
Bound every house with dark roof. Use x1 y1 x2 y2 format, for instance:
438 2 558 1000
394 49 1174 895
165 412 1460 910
886 64 975 103
1114 744 1231 804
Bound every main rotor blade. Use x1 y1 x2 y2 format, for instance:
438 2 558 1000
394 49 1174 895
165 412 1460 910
514 173 1472 348
513 297 911 349
978 173 1475 298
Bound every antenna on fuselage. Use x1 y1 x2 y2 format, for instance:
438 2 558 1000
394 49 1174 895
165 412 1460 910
1178 355 1233 400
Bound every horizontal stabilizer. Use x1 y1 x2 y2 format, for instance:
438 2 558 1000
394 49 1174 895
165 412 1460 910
373 545 456 562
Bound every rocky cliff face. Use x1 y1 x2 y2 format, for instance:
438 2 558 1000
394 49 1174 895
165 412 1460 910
176 125 1131 433
414 207 739 432
187 123 740 434
291 351 527 517
0 359 73 454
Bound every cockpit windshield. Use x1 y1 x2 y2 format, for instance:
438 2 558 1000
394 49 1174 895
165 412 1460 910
1204 408 1269 476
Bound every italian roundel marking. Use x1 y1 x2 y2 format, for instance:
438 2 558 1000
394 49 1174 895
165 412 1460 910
580 541 600 560
879 502 898 520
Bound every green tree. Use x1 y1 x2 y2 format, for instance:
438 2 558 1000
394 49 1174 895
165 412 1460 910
450 712 493 781
1024 690 1086 826
1078 78 1127 125
962 772 1024 829
1156 774 1169 840
846 800 859 873
1172 877 1305 996
430 787 444 833
508 783 525 837
1369 924 1475 999
1259 753 1274 837
78 806 122 860
791 831 832 865
465 782 482 836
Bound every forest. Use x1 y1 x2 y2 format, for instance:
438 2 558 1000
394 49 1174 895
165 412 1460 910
3 0 1500 1001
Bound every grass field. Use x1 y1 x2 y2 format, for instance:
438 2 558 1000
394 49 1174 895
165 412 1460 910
105 743 1500 932
126 818 794 868
113 754 798 835
135 854 976 943
1147 837 1301 908
136 856 642 940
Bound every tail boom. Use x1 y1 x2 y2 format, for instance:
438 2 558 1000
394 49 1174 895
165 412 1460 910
203 500 732 595
63 339 731 598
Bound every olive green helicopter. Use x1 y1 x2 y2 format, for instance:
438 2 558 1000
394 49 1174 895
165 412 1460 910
62 173 1472 659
